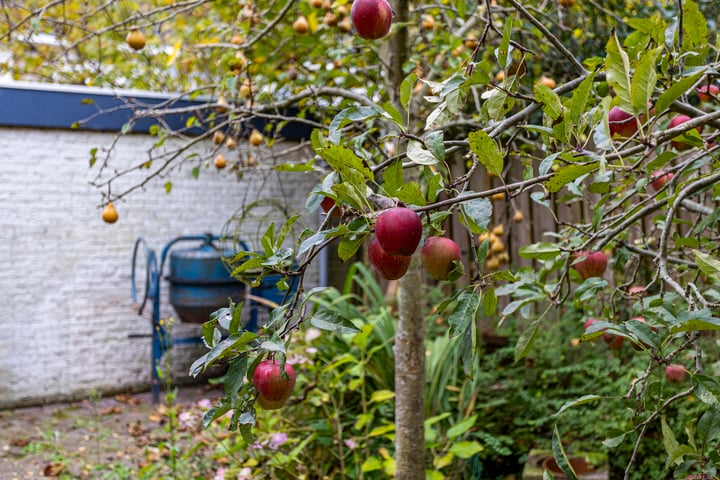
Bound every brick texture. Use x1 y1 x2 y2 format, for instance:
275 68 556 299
0 126 321 407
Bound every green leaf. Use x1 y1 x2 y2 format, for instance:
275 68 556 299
362 457 383 472
397 182 426 206
534 84 564 121
447 414 478 439
519 242 561 261
554 394 603 417
468 130 504 176
552 424 578 480
224 355 247 396
655 70 706 115
163 181 173 194
274 161 316 172
338 236 364 262
191 166 200 179
460 196 493 234
328 106 384 144
370 390 395 403
400 72 418 111
483 286 498 316
319 145 374 186
448 289 480 337
514 317 541 362
602 433 626 448
693 250 720 281
694 375 720 404
568 74 595 126
680 0 708 68
606 34 632 112
661 416 683 465
310 309 360 335
406 141 439 165
545 162 599 193
449 441 484 459
630 47 661 116
382 159 404 196
425 130 445 163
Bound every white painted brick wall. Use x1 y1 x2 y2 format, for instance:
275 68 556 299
0 126 321 407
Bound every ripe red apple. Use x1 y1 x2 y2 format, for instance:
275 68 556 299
320 196 342 217
603 332 624 349
608 106 639 138
668 115 701 150
650 170 674 191
572 251 607 280
350 0 393 40
252 359 296 408
368 236 411 280
421 236 462 281
697 84 719 102
666 364 688 383
374 207 422 256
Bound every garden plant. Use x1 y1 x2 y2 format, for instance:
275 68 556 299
3 0 720 478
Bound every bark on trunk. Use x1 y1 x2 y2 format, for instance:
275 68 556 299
385 2 424 478
394 255 426 480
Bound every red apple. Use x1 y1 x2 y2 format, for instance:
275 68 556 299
374 207 422 256
603 332 624 349
368 236 411 280
421 236 462 281
350 0 393 40
608 106 639 138
666 364 688 383
572 251 607 280
252 359 296 408
256 393 288 410
650 170 674 191
697 84 719 102
668 115 701 151
320 196 342 217
584 318 600 332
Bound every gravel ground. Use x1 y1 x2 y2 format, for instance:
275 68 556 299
0 385 222 480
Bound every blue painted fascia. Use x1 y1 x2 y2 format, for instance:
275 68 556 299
0 81 312 140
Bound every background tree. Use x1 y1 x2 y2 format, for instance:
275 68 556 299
3 0 720 478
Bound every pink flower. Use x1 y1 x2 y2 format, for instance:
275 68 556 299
177 411 195 430
197 398 212 409
344 439 357 450
214 467 226 480
268 432 288 450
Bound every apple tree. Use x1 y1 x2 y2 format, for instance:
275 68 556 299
4 0 720 478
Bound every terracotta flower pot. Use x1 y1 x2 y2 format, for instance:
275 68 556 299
542 456 594 478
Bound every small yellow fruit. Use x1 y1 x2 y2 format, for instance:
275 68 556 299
310 0 323 7
102 202 119 224
225 137 238 149
324 11 338 26
247 155 256 167
239 81 252 98
478 232 490 243
495 70 506 82
498 252 510 263
338 17 352 33
421 15 436 30
213 131 225 145
230 34 244 45
293 16 310 34
464 34 478 49
536 75 557 89
513 210 525 223
249 129 264 146
486 257 500 271
559 0 576 7
488 232 499 244
336 5 348 18
491 239 505 254
491 192 506 201
492 224 505 236
216 94 230 114
214 153 227 169
126 29 146 51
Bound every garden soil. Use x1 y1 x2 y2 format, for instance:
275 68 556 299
0 385 222 479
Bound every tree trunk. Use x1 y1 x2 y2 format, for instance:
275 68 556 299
394 255 426 479
385 2 424 478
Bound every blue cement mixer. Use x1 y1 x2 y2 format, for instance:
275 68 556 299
130 233 293 402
